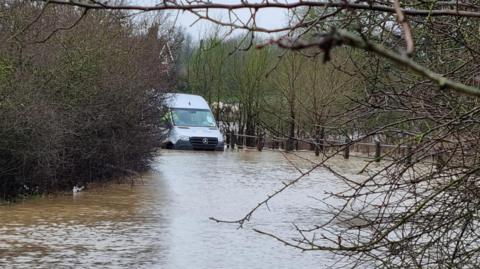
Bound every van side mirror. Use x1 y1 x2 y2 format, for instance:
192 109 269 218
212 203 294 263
161 121 172 128
160 114 173 128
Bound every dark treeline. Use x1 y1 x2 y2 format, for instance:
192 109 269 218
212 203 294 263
0 1 182 200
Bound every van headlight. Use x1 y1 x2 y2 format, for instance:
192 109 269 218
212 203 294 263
178 135 190 141
218 135 224 142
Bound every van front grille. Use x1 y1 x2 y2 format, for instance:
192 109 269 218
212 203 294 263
189 137 218 150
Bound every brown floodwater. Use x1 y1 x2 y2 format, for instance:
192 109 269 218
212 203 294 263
0 150 367 269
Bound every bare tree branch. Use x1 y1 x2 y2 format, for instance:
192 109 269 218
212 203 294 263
269 29 480 98
31 0 480 19
393 0 414 56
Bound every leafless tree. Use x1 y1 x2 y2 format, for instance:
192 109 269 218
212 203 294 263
19 0 480 267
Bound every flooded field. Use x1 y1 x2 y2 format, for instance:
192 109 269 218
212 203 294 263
0 151 368 268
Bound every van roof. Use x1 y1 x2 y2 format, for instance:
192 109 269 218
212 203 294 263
164 93 210 110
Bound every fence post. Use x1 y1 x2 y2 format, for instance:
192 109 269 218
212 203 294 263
435 151 446 170
226 131 230 149
375 140 381 162
229 132 235 150
286 137 293 152
406 144 413 165
320 127 325 152
237 134 243 150
343 136 350 159
256 133 264 151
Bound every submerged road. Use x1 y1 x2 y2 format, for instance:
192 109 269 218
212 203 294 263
0 151 366 268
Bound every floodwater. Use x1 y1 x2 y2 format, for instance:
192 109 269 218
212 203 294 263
0 150 367 269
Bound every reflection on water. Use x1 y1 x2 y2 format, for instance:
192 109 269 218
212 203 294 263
0 151 366 269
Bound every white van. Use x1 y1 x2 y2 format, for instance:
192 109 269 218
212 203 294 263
160 93 224 151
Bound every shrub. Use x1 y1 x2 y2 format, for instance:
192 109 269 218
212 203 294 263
0 2 180 200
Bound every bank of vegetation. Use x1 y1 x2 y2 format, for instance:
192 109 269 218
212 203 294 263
180 14 480 154
0 2 182 200
177 6 480 267
181 32 364 150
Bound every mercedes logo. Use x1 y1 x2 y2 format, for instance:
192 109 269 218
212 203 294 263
202 137 208 144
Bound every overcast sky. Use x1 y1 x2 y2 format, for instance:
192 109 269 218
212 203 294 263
163 1 290 42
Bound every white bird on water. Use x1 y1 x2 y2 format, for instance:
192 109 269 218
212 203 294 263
72 185 85 193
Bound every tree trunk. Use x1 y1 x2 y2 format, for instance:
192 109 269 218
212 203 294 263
287 110 295 151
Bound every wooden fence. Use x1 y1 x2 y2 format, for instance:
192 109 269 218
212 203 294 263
225 132 412 162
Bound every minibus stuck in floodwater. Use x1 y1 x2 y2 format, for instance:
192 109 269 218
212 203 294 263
160 93 224 151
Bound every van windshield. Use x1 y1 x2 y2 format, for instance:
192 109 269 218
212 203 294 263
171 108 216 127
